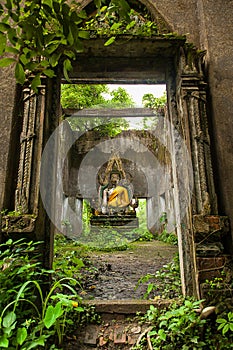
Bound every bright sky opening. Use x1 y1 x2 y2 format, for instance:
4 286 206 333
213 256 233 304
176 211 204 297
106 84 166 107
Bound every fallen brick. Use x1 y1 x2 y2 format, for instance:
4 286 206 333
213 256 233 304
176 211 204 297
84 325 99 345
114 325 127 344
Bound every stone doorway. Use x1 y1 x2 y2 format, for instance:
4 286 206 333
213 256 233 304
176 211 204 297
1 1 231 301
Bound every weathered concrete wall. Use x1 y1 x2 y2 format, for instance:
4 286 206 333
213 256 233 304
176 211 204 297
0 66 18 210
147 0 233 232
197 1 233 224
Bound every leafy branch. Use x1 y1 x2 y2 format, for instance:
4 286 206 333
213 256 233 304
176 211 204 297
0 0 131 91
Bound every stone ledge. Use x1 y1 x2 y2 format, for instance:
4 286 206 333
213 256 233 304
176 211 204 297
1 214 36 233
83 299 173 315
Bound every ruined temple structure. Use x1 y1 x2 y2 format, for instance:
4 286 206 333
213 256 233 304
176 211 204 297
0 0 233 301
60 107 174 234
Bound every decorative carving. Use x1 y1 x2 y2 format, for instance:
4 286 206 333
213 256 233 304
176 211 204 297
15 84 46 214
178 46 218 215
1 214 36 233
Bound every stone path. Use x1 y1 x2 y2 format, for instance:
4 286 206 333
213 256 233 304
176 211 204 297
64 240 178 349
80 240 178 300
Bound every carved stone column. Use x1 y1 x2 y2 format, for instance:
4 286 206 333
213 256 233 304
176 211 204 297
15 84 46 214
177 46 232 301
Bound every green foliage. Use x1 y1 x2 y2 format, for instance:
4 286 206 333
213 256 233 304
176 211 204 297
142 91 167 110
61 84 109 109
157 229 178 246
61 84 135 110
136 253 182 299
134 302 233 350
0 278 84 349
80 227 130 251
216 312 233 335
108 87 134 107
0 0 88 90
0 0 132 91
131 199 155 242
155 213 178 246
61 83 132 135
0 238 87 349
83 7 160 38
133 299 206 350
0 238 48 311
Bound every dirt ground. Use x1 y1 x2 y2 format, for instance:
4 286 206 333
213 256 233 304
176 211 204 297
80 240 178 300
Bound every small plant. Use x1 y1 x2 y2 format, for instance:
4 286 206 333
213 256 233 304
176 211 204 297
0 238 48 311
0 277 84 349
136 253 182 299
216 312 233 335
0 238 88 349
133 299 206 350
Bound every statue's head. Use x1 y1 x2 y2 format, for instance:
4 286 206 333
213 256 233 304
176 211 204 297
110 170 121 184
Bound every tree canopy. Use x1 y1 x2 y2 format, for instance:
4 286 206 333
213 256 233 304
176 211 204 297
61 84 135 109
142 92 167 110
62 84 134 135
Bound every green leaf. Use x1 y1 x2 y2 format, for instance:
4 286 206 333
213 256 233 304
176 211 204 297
45 42 60 55
49 52 62 67
16 327 27 345
126 20 136 30
0 335 9 348
5 46 19 54
94 0 102 11
3 312 16 328
40 59 50 67
148 330 157 336
0 57 15 67
147 283 154 294
25 336 45 350
53 302 64 318
7 28 18 45
63 50 75 59
44 305 59 329
104 36 116 46
31 74 41 92
43 69 55 78
0 23 11 32
15 62 25 84
223 323 230 335
0 32 6 54
42 0 53 8
111 22 122 30
77 10 87 19
67 29 74 45
78 30 90 39
216 318 227 324
63 58 72 82
19 54 29 66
